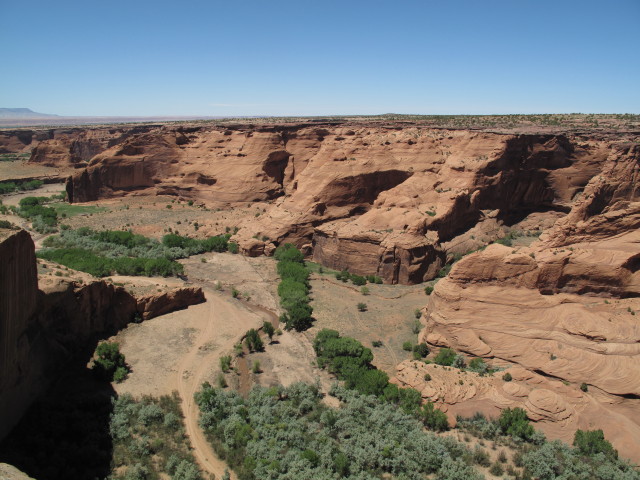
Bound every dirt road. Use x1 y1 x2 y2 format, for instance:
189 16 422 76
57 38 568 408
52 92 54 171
174 289 241 480
114 287 265 479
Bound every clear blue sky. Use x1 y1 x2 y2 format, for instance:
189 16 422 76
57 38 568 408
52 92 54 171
2 0 638 116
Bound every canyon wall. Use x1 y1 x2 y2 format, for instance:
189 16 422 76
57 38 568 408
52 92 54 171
394 144 640 461
0 228 205 440
52 123 625 283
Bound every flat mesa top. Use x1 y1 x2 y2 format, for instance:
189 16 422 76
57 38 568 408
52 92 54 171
0 113 639 136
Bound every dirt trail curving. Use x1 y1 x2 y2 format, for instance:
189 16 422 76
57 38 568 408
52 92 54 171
174 289 234 480
170 290 268 478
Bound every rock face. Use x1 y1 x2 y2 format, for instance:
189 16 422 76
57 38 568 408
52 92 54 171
394 143 640 461
137 287 206 320
0 228 205 441
52 122 634 283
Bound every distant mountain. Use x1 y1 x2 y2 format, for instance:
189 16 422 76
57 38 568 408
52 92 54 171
0 108 60 119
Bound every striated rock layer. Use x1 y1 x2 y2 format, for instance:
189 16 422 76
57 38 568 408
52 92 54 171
395 147 640 461
51 122 637 283
0 228 205 440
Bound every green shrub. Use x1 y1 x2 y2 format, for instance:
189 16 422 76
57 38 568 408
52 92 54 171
452 354 466 369
472 445 491 466
498 407 535 442
434 348 456 366
262 321 275 341
92 342 129 382
219 355 232 373
468 357 488 374
252 360 261 374
489 461 504 476
403 341 413 351
502 372 512 382
413 343 429 358
274 243 304 262
420 401 449 431
244 329 264 352
580 382 588 392
573 429 617 459
356 302 367 312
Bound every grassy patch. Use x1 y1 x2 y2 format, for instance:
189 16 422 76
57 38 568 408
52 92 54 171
52 203 107 217
0 152 30 162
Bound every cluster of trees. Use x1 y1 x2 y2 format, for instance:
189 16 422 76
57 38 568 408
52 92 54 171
110 392 202 480
196 382 482 480
38 228 237 277
18 196 59 233
161 232 237 255
275 244 313 331
456 412 634 479
244 328 264 352
0 179 43 194
313 329 448 431
38 247 184 277
92 342 130 383
335 269 383 285
431 348 498 376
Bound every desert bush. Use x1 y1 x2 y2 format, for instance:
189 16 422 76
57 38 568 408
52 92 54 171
244 329 263 352
452 354 467 369
92 342 129 382
434 347 456 366
573 429 617 459
196 381 475 480
275 244 313 331
356 302 367 312
498 407 536 442
489 461 504 476
420 401 449 431
413 343 429 358
219 355 232 373
109 393 202 479
262 321 275 342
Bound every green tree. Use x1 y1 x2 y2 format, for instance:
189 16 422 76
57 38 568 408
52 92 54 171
498 407 535 441
434 348 456 366
93 342 129 382
420 401 449 431
573 429 617 459
262 321 275 342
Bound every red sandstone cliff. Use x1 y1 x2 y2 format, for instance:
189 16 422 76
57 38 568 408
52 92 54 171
56 123 634 284
0 228 205 440
394 144 640 461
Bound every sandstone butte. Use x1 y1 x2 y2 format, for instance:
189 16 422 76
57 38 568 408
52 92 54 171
1 120 639 461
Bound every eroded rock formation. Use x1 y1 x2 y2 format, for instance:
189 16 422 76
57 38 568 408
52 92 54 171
52 123 636 283
394 143 640 461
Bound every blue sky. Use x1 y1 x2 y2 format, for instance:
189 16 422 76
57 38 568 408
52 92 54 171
1 0 638 116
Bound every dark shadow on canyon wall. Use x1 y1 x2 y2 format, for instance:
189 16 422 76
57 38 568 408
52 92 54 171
0 341 115 480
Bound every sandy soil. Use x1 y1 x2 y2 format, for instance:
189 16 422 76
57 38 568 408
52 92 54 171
111 254 336 479
0 160 71 182
306 273 428 375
